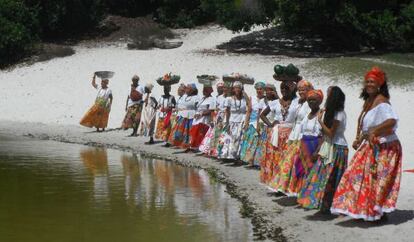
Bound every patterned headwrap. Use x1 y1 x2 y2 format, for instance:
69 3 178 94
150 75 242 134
265 83 277 91
307 89 324 102
365 66 386 86
233 81 243 88
297 79 314 90
254 81 266 89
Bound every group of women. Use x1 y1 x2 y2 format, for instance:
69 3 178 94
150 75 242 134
80 66 402 222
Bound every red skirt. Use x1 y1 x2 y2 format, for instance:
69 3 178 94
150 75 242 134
189 123 210 149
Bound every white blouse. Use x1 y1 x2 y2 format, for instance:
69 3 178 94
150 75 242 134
158 95 175 118
289 102 311 141
332 111 348 146
96 88 112 103
180 95 199 119
300 114 322 137
176 95 186 117
362 103 399 143
248 96 266 125
226 96 247 123
193 96 215 125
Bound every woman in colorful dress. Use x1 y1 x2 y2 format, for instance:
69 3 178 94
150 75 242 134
80 73 113 132
122 75 145 136
297 86 348 211
286 89 324 197
331 67 402 221
272 80 313 194
138 84 158 144
167 83 186 147
260 80 298 185
188 84 215 152
171 83 199 148
155 85 176 144
218 81 250 161
199 81 230 157
239 81 266 166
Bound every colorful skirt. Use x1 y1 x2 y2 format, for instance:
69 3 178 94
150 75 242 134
218 122 244 160
80 103 110 129
155 117 166 140
189 123 210 149
259 127 277 184
168 115 180 143
199 122 224 157
253 124 267 168
239 124 260 165
286 135 320 196
261 126 292 185
297 145 348 210
170 117 193 148
121 104 143 129
331 140 402 221
270 140 300 194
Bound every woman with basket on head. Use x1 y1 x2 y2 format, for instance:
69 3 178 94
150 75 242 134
259 64 301 186
171 83 199 148
218 73 253 162
199 80 231 157
80 72 114 132
331 67 402 221
122 75 146 136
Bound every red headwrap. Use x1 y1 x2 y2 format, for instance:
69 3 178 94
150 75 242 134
307 89 324 102
365 66 386 86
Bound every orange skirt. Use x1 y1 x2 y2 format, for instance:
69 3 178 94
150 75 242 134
80 103 109 129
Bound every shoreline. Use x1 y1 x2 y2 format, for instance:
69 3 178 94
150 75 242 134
2 120 413 242
0 120 286 241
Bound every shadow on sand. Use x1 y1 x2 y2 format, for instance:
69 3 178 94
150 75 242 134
335 209 414 228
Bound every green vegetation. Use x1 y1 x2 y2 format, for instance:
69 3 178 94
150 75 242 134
1 0 414 66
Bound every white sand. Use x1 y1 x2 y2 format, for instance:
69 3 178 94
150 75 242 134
1 25 413 241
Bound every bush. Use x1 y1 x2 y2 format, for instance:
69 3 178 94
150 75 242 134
24 0 105 39
0 0 39 66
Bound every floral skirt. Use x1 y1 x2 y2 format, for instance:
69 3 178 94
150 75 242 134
269 140 300 194
261 126 292 185
168 115 179 143
80 103 110 129
239 124 260 165
170 117 193 148
121 104 143 129
286 135 320 196
331 140 402 221
199 122 224 157
155 117 166 140
189 123 210 149
218 122 244 160
297 145 348 210
253 124 267 168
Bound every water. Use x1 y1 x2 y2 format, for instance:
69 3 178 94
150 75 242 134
0 135 253 242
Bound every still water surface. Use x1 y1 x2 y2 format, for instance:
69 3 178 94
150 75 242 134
0 135 252 242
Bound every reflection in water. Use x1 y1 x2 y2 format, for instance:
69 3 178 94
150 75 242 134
80 148 110 207
0 136 252 242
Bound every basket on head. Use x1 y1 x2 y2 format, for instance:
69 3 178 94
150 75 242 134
95 71 115 79
197 75 218 86
222 73 255 85
156 73 181 86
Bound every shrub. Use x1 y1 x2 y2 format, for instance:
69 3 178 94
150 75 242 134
0 0 39 66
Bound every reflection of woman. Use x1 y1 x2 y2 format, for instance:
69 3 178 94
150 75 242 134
331 67 402 221
80 74 113 132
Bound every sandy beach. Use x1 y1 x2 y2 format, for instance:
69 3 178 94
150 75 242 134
1 25 413 241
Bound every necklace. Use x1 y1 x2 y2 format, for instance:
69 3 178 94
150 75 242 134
185 95 192 102
234 97 242 111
